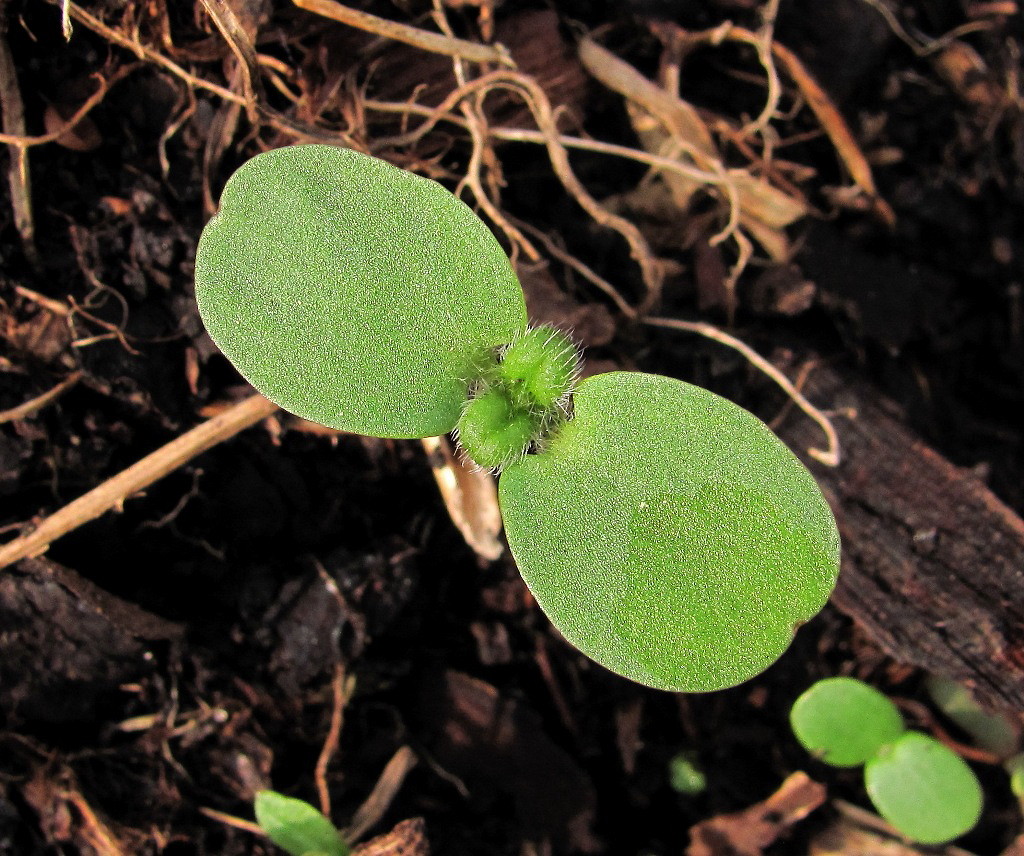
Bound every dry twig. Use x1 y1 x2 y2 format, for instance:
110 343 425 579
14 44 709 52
0 394 280 571
47 0 245 104
197 807 264 836
741 0 784 137
292 0 513 66
373 70 665 309
644 316 842 466
344 746 419 842
0 64 139 147
0 371 83 425
314 663 354 817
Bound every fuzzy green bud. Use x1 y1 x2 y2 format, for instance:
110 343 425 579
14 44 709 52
498 326 580 413
456 325 581 471
457 388 536 471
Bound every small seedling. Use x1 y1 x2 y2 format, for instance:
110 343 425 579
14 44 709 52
195 144 841 693
668 753 707 795
790 677 983 844
254 790 349 856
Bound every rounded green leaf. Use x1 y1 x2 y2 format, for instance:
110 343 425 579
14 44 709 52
196 145 527 437
254 790 349 856
864 732 983 844
499 372 840 692
791 677 905 767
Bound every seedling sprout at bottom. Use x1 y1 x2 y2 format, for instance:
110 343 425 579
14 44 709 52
790 676 984 844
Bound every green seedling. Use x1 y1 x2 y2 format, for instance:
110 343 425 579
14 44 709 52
195 144 840 692
790 677 983 844
254 790 349 856
668 753 707 795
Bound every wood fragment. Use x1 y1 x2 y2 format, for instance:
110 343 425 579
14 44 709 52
22 769 127 856
931 40 1004 114
422 435 503 560
351 816 429 856
578 36 716 160
345 746 419 842
778 363 1024 714
766 36 896 226
687 772 826 856
579 34 804 261
0 394 279 571
198 0 262 123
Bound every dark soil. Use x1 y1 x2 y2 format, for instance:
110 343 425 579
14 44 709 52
1 1 1022 854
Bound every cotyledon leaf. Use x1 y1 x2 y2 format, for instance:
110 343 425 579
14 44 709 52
195 144 527 438
865 732 983 844
790 677 905 767
499 372 840 692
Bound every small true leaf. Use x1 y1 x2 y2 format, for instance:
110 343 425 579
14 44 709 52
790 677 905 767
195 145 527 438
457 387 535 471
254 790 349 856
499 372 840 692
496 326 579 412
864 732 983 844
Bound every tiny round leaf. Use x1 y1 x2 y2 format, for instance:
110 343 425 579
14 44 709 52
864 732 983 844
790 677 905 767
499 372 840 692
196 145 527 437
